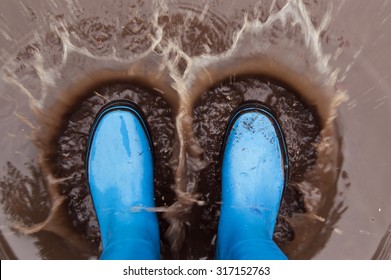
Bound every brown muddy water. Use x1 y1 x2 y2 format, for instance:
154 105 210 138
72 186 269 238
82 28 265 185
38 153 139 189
0 0 390 260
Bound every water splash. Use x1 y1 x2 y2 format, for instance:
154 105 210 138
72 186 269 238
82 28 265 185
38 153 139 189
0 0 349 259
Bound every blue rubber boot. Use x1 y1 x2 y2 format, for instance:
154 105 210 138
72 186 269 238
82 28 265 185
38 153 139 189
86 100 160 260
216 103 288 260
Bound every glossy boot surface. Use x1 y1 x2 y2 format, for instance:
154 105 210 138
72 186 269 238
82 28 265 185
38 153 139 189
86 100 160 260
216 103 288 260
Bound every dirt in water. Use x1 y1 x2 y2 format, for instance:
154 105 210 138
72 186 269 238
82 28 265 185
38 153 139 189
0 0 390 259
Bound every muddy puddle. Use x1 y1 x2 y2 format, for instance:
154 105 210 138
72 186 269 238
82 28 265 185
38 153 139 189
0 0 390 259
